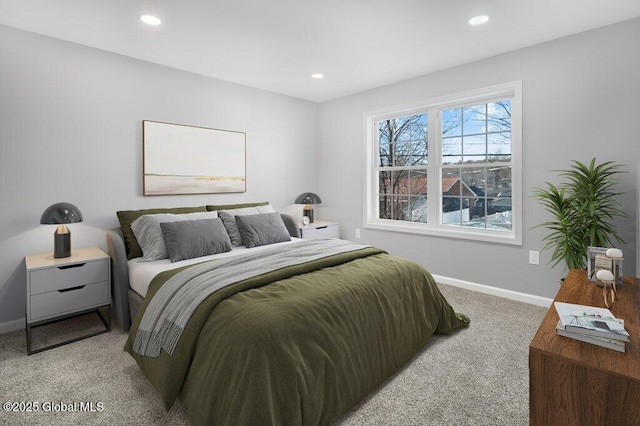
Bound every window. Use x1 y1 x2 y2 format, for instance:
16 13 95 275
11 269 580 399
364 82 522 245
378 114 428 223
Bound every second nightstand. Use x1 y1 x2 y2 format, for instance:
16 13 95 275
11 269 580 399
25 247 111 355
299 221 340 240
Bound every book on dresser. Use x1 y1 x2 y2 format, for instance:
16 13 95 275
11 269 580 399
555 320 626 352
554 301 630 342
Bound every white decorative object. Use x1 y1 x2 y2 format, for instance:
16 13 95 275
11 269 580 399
606 248 623 259
595 270 614 282
593 249 624 308
587 246 623 286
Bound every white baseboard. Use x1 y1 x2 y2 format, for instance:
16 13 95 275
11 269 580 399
0 318 24 334
432 274 553 308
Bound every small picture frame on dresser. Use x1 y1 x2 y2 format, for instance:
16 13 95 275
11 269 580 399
587 246 623 285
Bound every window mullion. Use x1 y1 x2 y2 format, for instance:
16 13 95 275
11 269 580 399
427 108 439 226
371 119 381 221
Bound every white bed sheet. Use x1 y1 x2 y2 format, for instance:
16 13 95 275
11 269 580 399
128 238 303 298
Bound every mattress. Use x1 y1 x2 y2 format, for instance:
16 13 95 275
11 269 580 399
128 237 303 297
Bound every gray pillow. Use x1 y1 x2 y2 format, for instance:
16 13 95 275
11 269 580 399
131 211 219 261
235 212 291 248
218 205 276 246
160 218 232 262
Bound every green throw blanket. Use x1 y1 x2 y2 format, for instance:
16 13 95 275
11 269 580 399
125 246 469 426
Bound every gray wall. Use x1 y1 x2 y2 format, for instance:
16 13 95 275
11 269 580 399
0 24 318 329
317 18 640 299
2 18 639 330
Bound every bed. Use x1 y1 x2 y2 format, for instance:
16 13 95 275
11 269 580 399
106 203 469 426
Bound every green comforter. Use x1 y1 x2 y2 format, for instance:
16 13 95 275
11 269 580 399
125 247 469 426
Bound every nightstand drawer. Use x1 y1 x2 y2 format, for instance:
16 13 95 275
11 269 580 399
301 224 340 240
29 259 109 295
29 280 110 322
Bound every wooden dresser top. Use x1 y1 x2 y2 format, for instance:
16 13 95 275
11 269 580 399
530 269 640 382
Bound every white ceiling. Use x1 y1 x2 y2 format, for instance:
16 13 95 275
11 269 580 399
1 1 640 102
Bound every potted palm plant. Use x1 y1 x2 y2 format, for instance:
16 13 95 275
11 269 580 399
532 158 627 271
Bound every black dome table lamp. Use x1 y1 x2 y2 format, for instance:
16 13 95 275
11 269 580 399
295 192 321 223
40 202 83 258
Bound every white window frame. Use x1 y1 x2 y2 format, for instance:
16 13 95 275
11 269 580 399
363 81 522 245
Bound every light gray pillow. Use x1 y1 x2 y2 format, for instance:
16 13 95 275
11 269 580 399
235 212 291 248
131 211 219 261
160 218 232 263
218 204 276 246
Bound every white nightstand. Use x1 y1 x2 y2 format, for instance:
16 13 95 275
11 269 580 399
25 247 111 355
299 221 340 240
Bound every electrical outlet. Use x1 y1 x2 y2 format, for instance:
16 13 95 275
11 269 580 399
355 228 361 239
529 250 540 265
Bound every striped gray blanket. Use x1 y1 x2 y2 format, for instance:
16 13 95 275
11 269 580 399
133 239 370 357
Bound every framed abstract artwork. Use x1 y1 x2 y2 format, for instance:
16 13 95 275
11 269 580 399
143 120 246 195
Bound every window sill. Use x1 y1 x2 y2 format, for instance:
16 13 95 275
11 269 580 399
364 220 522 246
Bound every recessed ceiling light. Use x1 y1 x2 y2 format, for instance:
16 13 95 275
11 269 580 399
311 73 324 79
469 15 489 26
141 15 161 26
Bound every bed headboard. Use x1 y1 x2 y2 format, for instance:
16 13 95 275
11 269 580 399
106 213 301 330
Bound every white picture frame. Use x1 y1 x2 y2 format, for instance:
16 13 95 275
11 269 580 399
143 120 246 195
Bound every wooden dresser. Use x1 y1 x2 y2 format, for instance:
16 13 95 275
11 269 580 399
529 269 640 425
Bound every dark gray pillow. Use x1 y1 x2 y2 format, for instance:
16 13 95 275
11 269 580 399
131 211 219 262
160 218 232 262
217 205 276 246
235 212 291 248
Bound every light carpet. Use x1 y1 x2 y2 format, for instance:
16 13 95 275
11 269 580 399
0 284 546 425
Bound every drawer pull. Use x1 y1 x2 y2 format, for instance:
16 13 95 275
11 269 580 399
58 285 86 293
316 226 327 229
58 263 86 270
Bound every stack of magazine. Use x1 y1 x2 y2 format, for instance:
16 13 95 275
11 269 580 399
554 302 629 353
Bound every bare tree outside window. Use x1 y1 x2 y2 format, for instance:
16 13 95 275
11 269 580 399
376 100 512 228
378 114 428 222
